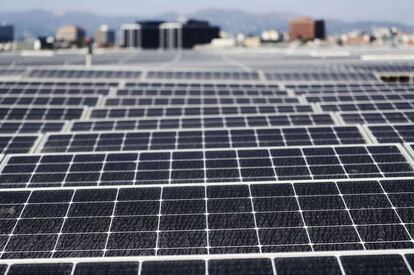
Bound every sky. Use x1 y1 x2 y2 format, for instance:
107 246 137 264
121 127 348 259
3 0 414 25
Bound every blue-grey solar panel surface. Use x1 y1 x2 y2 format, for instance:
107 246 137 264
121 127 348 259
0 49 413 274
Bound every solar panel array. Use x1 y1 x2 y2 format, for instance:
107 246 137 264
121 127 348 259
1 51 414 273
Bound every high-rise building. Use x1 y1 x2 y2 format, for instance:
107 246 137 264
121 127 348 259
121 21 164 49
121 19 219 50
159 22 183 49
289 17 326 41
56 25 86 48
0 25 14 43
159 20 220 49
120 24 141 48
94 25 116 47
139 21 164 49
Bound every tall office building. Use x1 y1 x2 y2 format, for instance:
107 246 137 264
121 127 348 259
160 20 220 49
121 24 141 48
139 21 164 49
160 22 183 49
121 21 164 49
0 25 14 43
56 25 86 48
289 17 326 41
121 20 219 50
94 25 116 47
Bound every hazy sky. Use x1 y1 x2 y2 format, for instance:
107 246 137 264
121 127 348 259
4 0 414 24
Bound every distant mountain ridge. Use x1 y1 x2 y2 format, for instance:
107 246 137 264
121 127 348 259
1 9 413 39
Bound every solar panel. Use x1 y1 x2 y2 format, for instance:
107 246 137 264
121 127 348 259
0 87 110 96
0 134 40 154
339 111 414 124
69 114 336 132
3 52 414 272
0 96 99 107
265 72 377 82
0 69 25 77
146 71 259 80
89 105 315 119
0 80 118 88
1 145 413 188
38 126 367 153
0 121 66 134
366 124 414 143
0 253 412 274
28 69 142 79
319 101 414 112
306 93 414 103
125 82 280 89
0 107 85 120
116 87 288 97
103 96 300 107
0 179 413 258
290 83 414 96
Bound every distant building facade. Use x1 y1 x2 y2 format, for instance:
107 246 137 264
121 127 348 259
33 36 55 50
95 25 116 47
139 21 164 49
160 20 220 49
121 21 164 49
56 25 86 48
289 17 326 41
0 25 14 43
121 20 219 49
121 24 141 48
